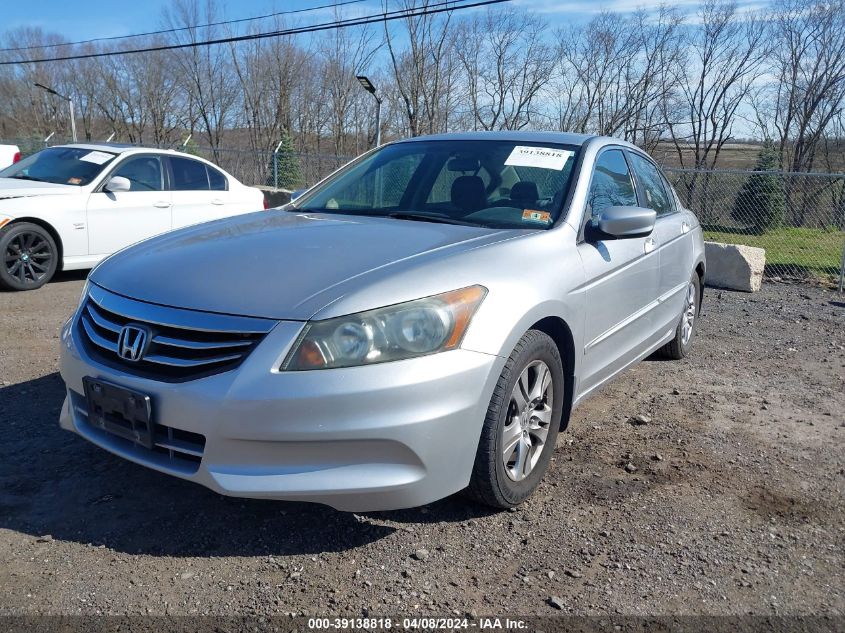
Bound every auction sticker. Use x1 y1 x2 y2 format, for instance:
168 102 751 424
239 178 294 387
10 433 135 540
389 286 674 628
79 150 114 165
522 209 552 224
505 146 573 171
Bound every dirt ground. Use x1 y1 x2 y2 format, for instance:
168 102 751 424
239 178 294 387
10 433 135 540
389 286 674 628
0 273 843 619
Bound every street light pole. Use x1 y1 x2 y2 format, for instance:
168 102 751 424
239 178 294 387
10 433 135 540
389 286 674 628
356 75 382 148
34 82 77 142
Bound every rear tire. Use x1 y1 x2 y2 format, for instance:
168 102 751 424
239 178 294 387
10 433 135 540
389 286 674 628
0 222 58 291
658 272 701 360
466 330 564 509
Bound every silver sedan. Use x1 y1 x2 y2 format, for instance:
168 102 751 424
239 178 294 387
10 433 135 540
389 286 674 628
58 131 705 511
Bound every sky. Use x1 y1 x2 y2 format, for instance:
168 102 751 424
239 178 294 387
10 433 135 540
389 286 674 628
0 0 767 45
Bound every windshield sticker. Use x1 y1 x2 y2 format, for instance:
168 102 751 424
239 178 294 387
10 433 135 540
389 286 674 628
522 209 552 224
67 177 82 185
505 146 573 171
79 150 114 165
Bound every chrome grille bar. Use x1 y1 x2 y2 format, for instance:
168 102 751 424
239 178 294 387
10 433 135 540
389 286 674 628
76 284 276 382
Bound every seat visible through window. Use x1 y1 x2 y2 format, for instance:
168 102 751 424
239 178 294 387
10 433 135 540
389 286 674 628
450 175 486 213
510 181 539 208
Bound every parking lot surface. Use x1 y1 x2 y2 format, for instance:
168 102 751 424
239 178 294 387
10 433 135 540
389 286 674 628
1 274 843 616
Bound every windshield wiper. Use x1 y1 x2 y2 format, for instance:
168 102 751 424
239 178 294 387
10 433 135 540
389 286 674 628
9 175 46 182
386 212 487 228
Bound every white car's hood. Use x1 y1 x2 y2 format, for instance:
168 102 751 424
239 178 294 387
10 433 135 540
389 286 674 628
0 178 79 199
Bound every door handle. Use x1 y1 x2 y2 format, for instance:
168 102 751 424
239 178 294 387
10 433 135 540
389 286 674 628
644 237 656 253
681 222 690 234
153 201 171 208
211 198 225 205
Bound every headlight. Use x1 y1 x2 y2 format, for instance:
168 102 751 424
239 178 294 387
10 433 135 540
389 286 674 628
282 285 487 370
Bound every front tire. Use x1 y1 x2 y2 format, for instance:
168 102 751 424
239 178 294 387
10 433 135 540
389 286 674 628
466 330 564 509
0 222 58 291
658 272 701 360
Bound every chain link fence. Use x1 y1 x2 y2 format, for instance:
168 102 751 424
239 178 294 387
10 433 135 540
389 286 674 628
1 136 355 190
4 137 844 287
664 167 845 285
184 146 354 190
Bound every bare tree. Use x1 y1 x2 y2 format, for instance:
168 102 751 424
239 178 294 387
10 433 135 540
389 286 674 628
320 11 376 154
164 0 238 158
455 8 553 131
770 0 845 174
385 0 456 136
664 0 769 171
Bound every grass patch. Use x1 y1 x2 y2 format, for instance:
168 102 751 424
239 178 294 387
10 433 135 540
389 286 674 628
703 226 845 277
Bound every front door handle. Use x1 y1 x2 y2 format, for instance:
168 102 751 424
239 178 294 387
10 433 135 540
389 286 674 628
644 237 656 253
211 198 225 205
153 201 171 208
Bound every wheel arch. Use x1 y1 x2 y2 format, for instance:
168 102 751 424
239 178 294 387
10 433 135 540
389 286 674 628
695 259 705 311
529 316 575 431
6 217 64 271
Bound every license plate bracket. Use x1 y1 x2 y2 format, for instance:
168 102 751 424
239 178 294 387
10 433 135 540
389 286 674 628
83 377 154 449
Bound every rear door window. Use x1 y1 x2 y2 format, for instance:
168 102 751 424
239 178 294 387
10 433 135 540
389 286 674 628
628 153 675 217
170 157 210 191
207 166 227 191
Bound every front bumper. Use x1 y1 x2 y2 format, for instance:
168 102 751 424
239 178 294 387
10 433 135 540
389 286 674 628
59 312 501 511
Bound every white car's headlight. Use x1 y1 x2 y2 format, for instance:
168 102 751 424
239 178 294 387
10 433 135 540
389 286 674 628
282 285 487 370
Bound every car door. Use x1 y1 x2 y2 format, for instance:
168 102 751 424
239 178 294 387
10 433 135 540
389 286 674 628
86 154 172 256
626 152 693 337
168 156 232 229
576 148 662 394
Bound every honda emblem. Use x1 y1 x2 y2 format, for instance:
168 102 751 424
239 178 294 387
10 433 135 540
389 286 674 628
117 324 150 362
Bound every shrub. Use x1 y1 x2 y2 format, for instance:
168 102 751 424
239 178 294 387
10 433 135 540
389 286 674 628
268 132 302 190
731 140 785 234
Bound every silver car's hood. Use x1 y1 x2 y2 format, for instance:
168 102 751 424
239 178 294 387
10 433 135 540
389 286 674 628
91 210 511 320
0 178 78 199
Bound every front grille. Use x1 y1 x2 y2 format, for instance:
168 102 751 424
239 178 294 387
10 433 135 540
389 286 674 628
71 390 205 474
77 284 276 382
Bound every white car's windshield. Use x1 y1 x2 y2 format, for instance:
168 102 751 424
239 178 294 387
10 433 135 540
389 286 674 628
295 140 580 230
0 147 117 186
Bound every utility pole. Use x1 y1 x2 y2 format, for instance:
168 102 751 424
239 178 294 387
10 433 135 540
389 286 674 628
34 82 77 142
356 75 382 148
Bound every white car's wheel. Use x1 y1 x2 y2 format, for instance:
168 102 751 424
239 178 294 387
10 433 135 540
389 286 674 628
0 222 58 291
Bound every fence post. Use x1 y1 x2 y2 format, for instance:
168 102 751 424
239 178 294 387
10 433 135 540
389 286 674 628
272 139 284 190
839 237 844 294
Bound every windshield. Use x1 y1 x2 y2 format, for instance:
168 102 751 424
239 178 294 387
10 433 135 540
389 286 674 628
0 147 117 186
295 140 579 230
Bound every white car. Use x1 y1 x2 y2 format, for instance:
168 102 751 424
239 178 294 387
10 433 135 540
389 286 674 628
0 144 266 290
0 144 21 169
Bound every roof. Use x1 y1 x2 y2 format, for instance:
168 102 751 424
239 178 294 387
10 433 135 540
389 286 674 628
392 130 598 146
62 142 173 154
390 130 646 154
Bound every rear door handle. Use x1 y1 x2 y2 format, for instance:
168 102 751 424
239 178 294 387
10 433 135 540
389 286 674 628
211 198 225 205
681 222 690 234
153 201 171 208
644 237 656 253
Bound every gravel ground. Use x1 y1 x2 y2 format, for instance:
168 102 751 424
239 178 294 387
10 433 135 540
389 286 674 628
0 274 843 618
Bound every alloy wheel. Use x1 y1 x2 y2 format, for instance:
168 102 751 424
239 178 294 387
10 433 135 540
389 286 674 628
4 231 53 285
681 281 697 345
501 360 554 482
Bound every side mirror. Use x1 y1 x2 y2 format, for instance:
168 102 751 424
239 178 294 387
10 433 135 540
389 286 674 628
597 206 656 238
290 188 306 201
104 176 131 193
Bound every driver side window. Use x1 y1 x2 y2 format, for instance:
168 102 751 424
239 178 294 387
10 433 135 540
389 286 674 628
585 150 637 227
111 155 164 192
